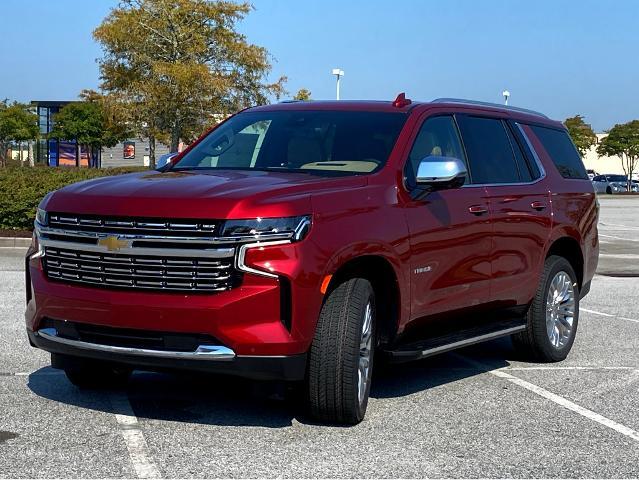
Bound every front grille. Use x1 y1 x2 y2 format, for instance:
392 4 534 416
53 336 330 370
43 247 236 292
48 213 219 237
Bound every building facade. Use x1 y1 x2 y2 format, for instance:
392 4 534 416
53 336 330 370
33 100 170 168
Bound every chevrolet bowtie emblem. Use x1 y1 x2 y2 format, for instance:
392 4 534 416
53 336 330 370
98 235 130 252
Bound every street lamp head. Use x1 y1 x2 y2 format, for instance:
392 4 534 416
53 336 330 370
332 68 344 77
502 90 510 98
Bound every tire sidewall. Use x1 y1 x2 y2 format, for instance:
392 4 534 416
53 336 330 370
351 284 376 421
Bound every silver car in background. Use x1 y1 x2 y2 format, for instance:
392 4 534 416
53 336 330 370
592 174 638 194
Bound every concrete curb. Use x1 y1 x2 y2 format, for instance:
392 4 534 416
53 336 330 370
0 237 31 248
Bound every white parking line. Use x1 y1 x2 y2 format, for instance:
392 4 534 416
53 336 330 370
599 234 639 242
490 369 639 442
109 392 161 479
503 366 638 371
598 253 639 259
599 222 639 231
581 308 639 324
455 355 639 443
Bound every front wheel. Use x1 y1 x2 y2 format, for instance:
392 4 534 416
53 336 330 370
306 278 376 425
512 256 579 362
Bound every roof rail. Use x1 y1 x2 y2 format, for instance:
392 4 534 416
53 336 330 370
431 98 548 119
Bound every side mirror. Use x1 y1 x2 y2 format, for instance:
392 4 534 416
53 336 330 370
415 156 467 190
156 152 179 170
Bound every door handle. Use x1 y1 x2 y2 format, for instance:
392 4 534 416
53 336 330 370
530 201 547 211
468 205 489 215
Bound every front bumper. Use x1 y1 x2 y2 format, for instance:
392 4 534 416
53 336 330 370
26 239 324 357
28 327 307 381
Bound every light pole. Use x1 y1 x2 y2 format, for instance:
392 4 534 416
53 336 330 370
502 90 510 106
332 68 344 100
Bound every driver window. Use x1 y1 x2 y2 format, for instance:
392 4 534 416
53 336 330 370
405 115 466 184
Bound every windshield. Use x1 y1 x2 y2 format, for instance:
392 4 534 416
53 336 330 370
173 110 407 175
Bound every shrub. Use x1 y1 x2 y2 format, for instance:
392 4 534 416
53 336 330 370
0 166 148 231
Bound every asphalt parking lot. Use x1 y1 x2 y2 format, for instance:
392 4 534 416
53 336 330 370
1 197 638 478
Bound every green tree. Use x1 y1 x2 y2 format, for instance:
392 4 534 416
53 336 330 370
0 102 39 167
597 121 639 191
49 96 129 167
564 115 597 156
293 88 312 101
93 0 287 162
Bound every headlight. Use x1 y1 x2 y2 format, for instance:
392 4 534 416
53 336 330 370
35 208 48 226
220 215 311 241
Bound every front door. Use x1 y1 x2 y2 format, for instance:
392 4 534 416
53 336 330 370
403 114 493 321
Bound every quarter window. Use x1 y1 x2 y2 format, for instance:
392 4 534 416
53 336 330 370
528 125 588 180
456 116 520 184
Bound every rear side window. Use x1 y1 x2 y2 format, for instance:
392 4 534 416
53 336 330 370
529 125 588 179
509 121 541 180
456 116 520 184
504 125 532 182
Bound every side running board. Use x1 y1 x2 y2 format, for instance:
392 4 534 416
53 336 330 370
382 318 527 363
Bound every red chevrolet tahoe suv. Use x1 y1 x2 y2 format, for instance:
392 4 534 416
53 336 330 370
26 96 598 424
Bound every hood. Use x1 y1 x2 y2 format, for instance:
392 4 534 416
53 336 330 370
43 169 367 219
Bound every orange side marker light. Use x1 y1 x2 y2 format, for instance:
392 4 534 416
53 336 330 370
320 274 333 295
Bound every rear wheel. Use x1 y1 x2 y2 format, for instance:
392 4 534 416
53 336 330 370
512 256 579 362
306 278 375 425
606 186 612 194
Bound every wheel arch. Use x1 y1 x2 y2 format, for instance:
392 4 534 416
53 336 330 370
545 236 584 288
326 254 402 345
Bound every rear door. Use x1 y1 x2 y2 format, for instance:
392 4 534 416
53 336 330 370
456 115 552 308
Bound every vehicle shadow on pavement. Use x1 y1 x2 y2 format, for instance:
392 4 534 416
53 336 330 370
370 337 514 399
27 337 519 428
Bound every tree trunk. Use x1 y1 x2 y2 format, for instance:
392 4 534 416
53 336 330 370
170 121 180 153
28 140 34 167
19 141 23 166
149 135 156 169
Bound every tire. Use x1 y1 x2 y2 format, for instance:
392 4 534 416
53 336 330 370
606 186 612 194
57 355 131 389
306 278 376 425
512 255 579 362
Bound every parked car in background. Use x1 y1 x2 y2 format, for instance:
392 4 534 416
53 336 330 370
26 96 599 424
592 174 638 194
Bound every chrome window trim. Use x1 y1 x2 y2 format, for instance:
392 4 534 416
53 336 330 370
36 327 236 361
460 122 547 189
236 240 291 279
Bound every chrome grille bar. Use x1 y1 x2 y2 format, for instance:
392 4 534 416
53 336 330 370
43 247 235 292
49 213 218 236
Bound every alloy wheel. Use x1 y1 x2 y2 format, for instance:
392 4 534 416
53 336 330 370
545 271 576 349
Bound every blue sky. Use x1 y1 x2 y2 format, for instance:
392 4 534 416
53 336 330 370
0 0 637 131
